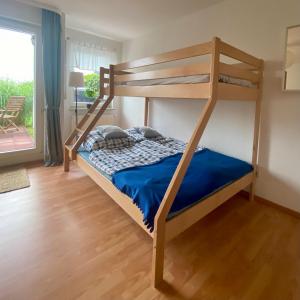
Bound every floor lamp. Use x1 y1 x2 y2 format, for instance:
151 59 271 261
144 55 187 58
69 71 84 127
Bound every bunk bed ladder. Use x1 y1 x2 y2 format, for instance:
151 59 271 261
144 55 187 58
64 65 115 171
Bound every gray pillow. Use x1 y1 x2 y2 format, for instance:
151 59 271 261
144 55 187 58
96 125 128 140
136 126 162 138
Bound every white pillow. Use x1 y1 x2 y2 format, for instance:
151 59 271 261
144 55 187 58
96 125 128 140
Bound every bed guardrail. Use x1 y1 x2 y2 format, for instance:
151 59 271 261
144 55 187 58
102 38 262 101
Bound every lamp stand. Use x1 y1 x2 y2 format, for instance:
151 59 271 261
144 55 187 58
75 87 78 127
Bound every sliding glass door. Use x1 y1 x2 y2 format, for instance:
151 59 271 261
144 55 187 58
0 18 43 166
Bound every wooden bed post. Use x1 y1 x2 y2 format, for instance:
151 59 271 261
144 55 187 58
64 147 70 172
144 97 149 126
249 61 264 201
151 37 221 288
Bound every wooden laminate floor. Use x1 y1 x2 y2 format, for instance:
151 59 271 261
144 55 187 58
0 163 299 300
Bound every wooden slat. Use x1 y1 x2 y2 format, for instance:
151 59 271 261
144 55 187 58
109 64 114 96
165 172 254 241
220 40 262 68
114 70 132 75
232 62 259 71
107 83 258 101
99 67 106 99
218 82 258 101
115 62 210 83
115 42 212 71
101 67 109 74
76 155 153 238
76 128 84 133
219 62 259 83
105 83 210 99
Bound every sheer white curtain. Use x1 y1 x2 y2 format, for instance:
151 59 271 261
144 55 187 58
70 41 118 72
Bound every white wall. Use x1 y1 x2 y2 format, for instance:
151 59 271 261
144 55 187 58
121 0 300 212
63 28 122 141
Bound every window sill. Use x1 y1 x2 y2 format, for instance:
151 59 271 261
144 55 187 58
69 106 116 112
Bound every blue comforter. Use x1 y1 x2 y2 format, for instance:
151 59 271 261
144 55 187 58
112 149 253 231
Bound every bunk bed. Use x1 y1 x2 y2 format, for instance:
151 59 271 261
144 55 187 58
64 37 264 288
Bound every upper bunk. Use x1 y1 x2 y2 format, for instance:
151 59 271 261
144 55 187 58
100 37 263 102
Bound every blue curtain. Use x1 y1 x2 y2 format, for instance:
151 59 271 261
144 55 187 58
42 9 63 166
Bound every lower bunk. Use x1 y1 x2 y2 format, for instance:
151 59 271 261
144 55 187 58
73 128 254 286
76 152 253 242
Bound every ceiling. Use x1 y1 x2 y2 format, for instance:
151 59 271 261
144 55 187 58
19 0 224 40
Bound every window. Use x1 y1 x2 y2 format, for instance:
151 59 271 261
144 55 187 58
73 67 99 104
69 40 118 104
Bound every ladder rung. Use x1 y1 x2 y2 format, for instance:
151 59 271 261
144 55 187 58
76 128 84 134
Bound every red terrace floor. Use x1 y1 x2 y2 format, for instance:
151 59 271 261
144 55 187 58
0 127 35 153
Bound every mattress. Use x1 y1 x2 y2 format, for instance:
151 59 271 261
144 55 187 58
78 151 112 180
118 74 255 88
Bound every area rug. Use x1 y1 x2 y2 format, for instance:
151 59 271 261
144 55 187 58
0 167 30 193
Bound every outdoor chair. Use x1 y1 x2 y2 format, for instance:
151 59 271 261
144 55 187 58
0 96 25 133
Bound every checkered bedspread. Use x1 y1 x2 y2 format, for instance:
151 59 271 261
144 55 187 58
87 128 203 176
89 139 182 176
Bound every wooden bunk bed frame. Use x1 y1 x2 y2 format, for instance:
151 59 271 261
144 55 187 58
64 37 264 288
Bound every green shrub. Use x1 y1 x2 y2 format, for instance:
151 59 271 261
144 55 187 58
0 79 33 127
84 73 99 100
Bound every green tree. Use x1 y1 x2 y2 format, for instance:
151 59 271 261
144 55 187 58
84 73 99 100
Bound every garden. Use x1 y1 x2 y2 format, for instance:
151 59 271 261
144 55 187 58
0 79 33 136
0 74 99 136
